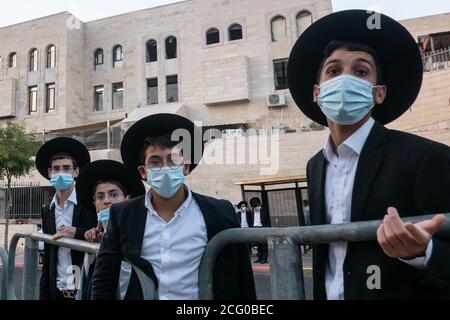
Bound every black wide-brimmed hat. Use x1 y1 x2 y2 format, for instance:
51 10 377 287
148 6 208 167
287 9 423 126
76 160 146 214
35 137 91 180
237 200 248 208
121 113 204 177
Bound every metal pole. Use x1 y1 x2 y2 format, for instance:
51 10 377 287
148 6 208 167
0 247 8 300
22 238 38 300
107 120 111 150
268 236 304 300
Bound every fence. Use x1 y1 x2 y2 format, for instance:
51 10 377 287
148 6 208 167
198 213 450 300
0 183 54 220
422 48 450 72
2 213 449 300
2 232 156 300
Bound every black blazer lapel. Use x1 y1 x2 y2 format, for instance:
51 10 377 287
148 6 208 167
192 192 222 241
351 122 389 222
47 204 57 235
310 154 327 225
72 204 81 228
127 196 148 262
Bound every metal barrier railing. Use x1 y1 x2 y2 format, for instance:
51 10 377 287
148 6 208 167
198 213 450 300
0 247 8 300
4 232 155 300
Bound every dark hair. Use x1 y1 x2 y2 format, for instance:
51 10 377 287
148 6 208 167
316 40 384 85
37 224 42 228
92 180 128 197
250 197 261 207
138 134 181 165
49 152 78 169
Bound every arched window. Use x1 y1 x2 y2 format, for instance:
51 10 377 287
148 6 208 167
30 49 38 71
228 24 243 41
296 11 313 37
94 49 104 70
165 36 177 60
206 28 220 45
271 16 287 42
113 45 123 68
47 45 56 68
8 53 17 68
146 39 157 62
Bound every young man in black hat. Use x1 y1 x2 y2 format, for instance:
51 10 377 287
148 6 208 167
249 197 270 264
288 10 450 299
75 160 146 300
91 113 256 300
36 137 97 300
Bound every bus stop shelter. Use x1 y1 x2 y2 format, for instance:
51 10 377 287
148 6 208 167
235 175 309 228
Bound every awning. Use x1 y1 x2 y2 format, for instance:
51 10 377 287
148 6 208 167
121 103 186 123
44 118 124 134
235 175 307 186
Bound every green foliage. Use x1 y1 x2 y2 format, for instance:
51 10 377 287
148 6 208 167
0 122 41 181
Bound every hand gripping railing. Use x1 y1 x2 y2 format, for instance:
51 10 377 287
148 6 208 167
198 213 450 300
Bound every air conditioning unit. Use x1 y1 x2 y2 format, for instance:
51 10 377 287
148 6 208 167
267 93 286 107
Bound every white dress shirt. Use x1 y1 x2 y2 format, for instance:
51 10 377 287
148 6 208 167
50 188 76 291
240 209 249 228
323 117 432 300
253 207 263 227
141 186 208 300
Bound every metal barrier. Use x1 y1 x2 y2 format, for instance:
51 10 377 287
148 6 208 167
198 213 450 300
5 232 155 300
0 247 8 300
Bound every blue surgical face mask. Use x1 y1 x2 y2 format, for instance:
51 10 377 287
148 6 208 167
49 173 74 191
147 167 185 199
97 207 110 230
318 74 380 125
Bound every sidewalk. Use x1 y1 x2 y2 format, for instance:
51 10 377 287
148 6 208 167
251 250 313 273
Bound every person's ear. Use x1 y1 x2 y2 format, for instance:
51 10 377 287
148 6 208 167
73 168 79 179
313 84 320 104
183 163 191 176
138 165 148 181
374 85 387 104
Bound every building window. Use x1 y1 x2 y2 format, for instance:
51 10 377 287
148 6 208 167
206 28 220 45
273 59 288 90
94 49 104 70
229 24 243 41
166 75 178 103
113 45 123 68
165 36 177 59
46 83 56 112
30 49 38 71
271 16 287 42
8 53 17 68
94 85 104 111
47 45 56 68
146 39 157 62
296 11 312 37
112 82 124 110
28 86 38 114
147 78 158 105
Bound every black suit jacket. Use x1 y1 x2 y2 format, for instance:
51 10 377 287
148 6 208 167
236 210 254 227
39 201 97 300
91 192 256 300
307 121 450 300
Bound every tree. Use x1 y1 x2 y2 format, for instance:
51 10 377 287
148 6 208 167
0 122 41 251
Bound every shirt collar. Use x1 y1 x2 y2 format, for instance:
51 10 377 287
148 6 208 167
50 187 77 209
323 117 375 161
145 185 192 219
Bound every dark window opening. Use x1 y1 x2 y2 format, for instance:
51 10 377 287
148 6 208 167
94 85 104 111
166 75 178 103
147 78 158 105
273 59 288 90
229 24 243 41
113 45 123 68
29 86 38 114
46 83 55 112
206 28 220 45
165 36 177 59
112 82 124 109
146 39 157 62
94 49 104 70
